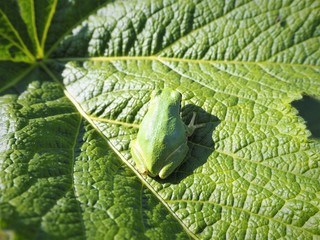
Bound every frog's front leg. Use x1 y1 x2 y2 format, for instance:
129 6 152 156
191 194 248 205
187 112 205 136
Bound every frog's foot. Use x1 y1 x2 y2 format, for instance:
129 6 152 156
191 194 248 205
187 112 206 136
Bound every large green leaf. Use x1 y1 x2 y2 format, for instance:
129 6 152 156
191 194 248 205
1 0 320 239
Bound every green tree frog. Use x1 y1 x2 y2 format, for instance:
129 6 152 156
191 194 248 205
130 88 204 179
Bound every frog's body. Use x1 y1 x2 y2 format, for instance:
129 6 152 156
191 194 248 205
131 88 203 179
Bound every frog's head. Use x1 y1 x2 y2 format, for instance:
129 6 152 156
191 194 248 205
162 88 181 100
150 88 182 112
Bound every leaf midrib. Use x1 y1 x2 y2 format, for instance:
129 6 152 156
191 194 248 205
52 56 320 69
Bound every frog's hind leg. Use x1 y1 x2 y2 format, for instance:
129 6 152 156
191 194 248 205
158 142 189 179
131 140 148 175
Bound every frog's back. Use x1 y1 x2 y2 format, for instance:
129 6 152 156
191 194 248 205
137 89 188 164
